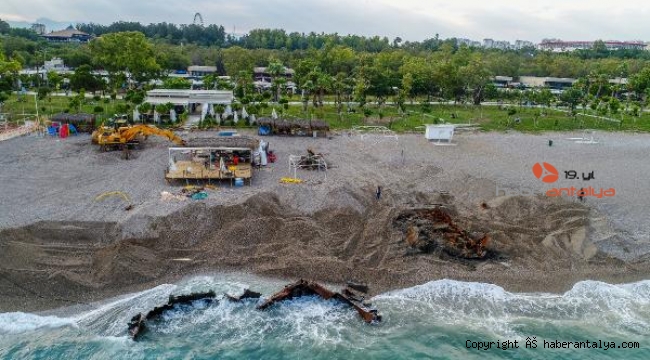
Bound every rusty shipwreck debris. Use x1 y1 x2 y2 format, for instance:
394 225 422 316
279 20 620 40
127 281 381 340
128 289 260 340
257 279 382 323
394 207 491 259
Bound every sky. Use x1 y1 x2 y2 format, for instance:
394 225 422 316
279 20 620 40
2 0 649 43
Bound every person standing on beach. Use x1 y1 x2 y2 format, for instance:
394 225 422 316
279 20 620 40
376 186 382 200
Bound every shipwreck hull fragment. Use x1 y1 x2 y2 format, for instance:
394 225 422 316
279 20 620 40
257 279 381 323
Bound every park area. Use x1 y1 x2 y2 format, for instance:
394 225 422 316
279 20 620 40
3 91 650 133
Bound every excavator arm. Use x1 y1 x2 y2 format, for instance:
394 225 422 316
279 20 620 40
118 125 186 145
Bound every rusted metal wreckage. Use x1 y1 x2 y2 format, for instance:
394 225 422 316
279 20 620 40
395 207 491 259
128 281 380 340
128 289 262 340
257 279 381 323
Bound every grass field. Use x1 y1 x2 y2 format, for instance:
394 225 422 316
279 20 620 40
0 94 128 124
253 103 650 132
3 93 650 133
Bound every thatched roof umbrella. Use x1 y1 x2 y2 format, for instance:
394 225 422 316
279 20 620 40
257 117 274 127
309 119 330 131
185 136 260 150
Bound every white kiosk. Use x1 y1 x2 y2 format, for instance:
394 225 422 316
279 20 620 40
425 124 456 145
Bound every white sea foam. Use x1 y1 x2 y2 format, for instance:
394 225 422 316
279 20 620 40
374 279 650 336
0 312 77 334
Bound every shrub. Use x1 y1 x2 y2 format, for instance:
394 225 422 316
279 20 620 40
93 106 104 113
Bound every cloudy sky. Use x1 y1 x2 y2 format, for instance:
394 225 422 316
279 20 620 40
2 0 649 42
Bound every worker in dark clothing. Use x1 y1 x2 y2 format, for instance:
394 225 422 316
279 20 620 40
578 187 585 202
376 186 382 200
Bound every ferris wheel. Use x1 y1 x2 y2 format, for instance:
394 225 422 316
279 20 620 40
193 12 204 26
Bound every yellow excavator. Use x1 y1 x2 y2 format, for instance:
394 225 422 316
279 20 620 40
93 124 185 159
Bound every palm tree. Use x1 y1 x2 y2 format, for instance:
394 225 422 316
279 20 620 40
267 60 285 103
301 80 314 112
235 70 252 98
332 73 347 116
315 73 332 107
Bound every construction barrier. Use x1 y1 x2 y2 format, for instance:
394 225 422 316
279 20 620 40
0 124 40 142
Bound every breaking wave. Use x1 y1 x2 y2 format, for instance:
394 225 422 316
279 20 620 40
0 312 77 334
375 279 650 336
1 276 649 359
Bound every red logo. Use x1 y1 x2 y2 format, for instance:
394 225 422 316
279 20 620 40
532 162 559 183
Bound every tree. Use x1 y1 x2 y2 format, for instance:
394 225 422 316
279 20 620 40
221 46 256 75
234 70 253 98
0 46 21 91
70 65 104 92
331 72 348 115
0 19 10 34
353 71 369 109
537 89 554 108
47 71 62 90
162 77 191 89
560 87 583 114
89 31 161 89
301 79 314 111
458 57 492 105
267 59 285 102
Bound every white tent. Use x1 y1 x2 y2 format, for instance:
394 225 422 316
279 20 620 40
271 108 278 120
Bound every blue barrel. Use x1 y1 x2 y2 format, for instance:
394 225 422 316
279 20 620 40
234 178 244 187
258 125 271 136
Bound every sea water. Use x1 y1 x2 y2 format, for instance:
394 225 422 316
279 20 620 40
0 274 648 359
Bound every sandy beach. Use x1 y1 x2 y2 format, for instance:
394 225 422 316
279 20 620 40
1 129 649 312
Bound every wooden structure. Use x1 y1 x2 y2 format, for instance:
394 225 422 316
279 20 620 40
50 113 96 133
165 146 254 184
258 118 329 137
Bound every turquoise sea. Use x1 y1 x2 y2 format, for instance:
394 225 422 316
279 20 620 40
0 274 648 359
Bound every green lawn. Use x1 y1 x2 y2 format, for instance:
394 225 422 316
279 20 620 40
253 103 650 132
4 93 650 133
1 94 128 124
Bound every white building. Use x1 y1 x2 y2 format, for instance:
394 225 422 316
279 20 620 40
514 40 534 49
538 39 646 52
456 38 482 47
